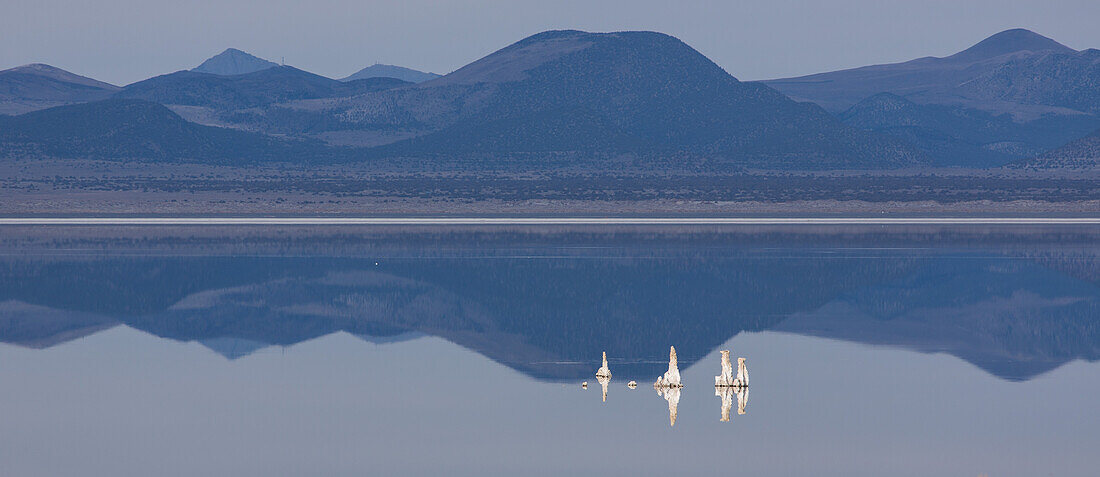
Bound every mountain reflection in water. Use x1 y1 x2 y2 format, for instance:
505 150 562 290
0 225 1098 383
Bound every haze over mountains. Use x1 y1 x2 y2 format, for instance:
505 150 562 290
1 28 1099 172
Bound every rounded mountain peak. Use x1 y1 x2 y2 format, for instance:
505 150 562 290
949 28 1074 62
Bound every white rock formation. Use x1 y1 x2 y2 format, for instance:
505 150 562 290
656 386 681 427
627 380 637 389
736 386 749 415
581 381 588 389
654 346 683 388
595 351 612 378
714 350 735 387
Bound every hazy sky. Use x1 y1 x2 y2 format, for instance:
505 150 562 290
4 0 1100 86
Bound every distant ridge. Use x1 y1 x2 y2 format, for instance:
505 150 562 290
0 99 330 163
765 28 1100 167
0 64 119 115
341 64 440 83
946 28 1073 62
763 28 1086 114
117 66 407 110
192 48 279 76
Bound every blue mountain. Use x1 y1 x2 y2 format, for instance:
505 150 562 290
191 48 279 75
341 64 440 83
0 63 119 115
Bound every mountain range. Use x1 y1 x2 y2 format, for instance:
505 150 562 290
766 29 1100 166
2 28 1099 172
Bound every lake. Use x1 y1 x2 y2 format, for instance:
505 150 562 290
0 225 1097 476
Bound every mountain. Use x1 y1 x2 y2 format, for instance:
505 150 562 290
0 63 119 115
765 29 1100 167
839 93 1100 166
947 28 1074 63
0 99 331 163
1018 128 1100 170
116 66 398 110
316 30 923 169
341 64 440 83
764 29 1083 115
191 48 279 75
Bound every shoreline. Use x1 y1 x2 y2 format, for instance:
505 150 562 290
4 217 1100 225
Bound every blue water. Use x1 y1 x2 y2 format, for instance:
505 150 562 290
0 225 1097 476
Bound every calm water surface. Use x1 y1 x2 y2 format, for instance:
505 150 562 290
0 225 1097 476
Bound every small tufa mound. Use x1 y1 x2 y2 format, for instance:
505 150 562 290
654 346 683 388
627 380 637 389
581 381 588 389
595 351 612 378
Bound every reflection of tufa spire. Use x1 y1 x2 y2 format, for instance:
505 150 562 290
716 385 749 421
654 346 683 388
655 386 681 427
596 351 612 378
716 386 734 422
715 350 735 386
597 374 610 402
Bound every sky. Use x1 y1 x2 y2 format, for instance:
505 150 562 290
3 0 1100 86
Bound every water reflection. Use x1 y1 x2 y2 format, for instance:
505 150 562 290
597 374 610 402
656 386 682 427
716 385 750 422
0 226 1098 384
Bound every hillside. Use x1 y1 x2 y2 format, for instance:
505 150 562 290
0 63 119 115
1018 128 1100 170
839 93 1100 166
0 99 331 163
